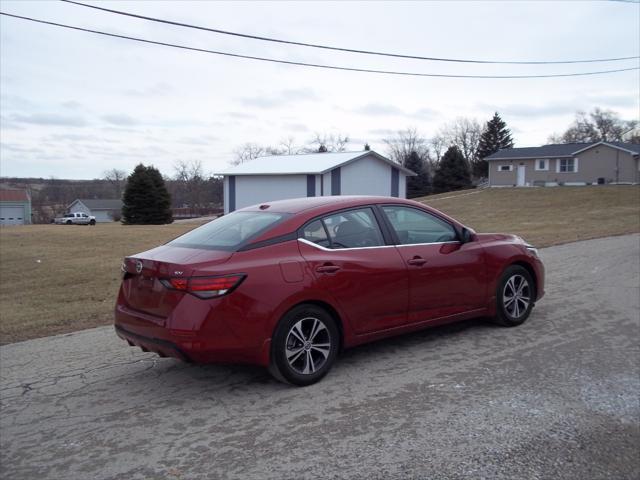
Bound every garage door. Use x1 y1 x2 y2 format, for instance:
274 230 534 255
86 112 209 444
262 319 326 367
0 206 25 225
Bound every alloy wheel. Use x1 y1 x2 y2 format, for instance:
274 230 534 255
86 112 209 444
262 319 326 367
285 317 331 375
503 274 531 319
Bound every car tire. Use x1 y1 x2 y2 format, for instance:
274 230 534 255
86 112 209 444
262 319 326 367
270 304 339 386
66 220 72 225
89 220 96 226
492 265 535 327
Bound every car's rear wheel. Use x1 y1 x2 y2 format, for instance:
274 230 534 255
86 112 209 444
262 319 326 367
270 304 339 386
66 220 72 225
493 265 535 327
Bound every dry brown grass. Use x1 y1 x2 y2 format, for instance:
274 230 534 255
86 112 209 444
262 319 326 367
1 186 638 344
0 222 199 344
419 185 640 248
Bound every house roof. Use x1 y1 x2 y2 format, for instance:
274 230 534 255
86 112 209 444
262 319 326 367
217 151 417 176
0 188 29 202
71 199 123 210
485 141 640 161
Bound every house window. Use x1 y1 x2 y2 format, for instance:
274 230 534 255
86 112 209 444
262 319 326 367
559 158 577 173
535 159 549 171
498 165 513 172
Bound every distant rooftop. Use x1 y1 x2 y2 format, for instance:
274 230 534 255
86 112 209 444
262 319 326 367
485 141 640 161
0 188 29 202
218 150 416 176
71 199 123 210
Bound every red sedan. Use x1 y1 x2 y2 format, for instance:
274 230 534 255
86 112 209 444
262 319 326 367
116 196 544 385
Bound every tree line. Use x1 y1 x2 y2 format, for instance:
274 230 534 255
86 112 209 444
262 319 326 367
3 107 635 223
232 107 636 198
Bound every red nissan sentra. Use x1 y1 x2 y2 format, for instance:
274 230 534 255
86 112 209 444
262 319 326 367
116 196 544 385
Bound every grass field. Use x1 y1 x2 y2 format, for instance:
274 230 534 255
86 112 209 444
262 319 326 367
420 186 640 247
1 186 638 344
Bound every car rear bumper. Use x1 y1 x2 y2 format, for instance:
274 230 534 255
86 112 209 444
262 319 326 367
114 301 269 365
115 324 193 362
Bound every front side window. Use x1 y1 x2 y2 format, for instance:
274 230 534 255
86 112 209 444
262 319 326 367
169 211 287 250
316 208 384 249
498 165 512 172
382 206 457 245
559 158 576 172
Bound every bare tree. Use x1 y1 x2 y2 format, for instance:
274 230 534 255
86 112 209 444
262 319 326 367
173 160 207 208
307 132 350 153
429 134 447 167
279 136 299 155
438 118 483 164
232 143 267 165
382 127 430 166
549 108 638 144
103 168 127 198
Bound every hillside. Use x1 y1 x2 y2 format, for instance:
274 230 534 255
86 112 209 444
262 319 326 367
419 185 640 247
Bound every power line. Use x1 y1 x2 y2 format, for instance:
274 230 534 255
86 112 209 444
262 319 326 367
61 0 639 66
1 12 638 79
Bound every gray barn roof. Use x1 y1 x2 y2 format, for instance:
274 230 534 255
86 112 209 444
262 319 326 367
485 141 640 161
71 199 123 210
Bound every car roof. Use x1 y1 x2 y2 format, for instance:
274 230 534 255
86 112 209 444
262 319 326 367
237 195 410 214
238 195 462 245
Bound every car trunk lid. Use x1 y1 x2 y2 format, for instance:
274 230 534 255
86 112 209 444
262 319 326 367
121 245 232 320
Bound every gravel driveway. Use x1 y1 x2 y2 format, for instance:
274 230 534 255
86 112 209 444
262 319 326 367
1 234 638 480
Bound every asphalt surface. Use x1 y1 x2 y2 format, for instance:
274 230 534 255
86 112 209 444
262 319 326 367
1 234 639 480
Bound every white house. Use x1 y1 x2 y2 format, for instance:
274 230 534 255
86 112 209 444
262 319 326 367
218 151 416 213
68 199 123 222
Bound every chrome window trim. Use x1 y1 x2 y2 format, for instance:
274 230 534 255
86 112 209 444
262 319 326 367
298 237 395 251
297 237 460 252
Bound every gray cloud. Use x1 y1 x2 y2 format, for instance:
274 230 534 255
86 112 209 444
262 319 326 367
61 100 82 109
226 111 256 119
353 104 439 121
0 142 45 154
238 88 319 109
368 128 396 136
353 103 405 116
123 82 174 97
101 113 139 126
283 122 309 132
176 135 218 145
10 113 88 127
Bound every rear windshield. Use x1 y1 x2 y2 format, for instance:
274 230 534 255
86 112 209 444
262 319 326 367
168 211 288 250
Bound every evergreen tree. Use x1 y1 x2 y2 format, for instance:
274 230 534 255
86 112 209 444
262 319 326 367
317 144 328 153
364 143 371 151
475 112 514 178
433 146 471 193
403 151 432 198
122 164 173 224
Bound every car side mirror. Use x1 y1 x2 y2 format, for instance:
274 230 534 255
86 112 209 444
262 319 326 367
460 227 474 244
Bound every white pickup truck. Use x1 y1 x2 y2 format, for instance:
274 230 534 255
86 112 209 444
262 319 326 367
54 212 96 225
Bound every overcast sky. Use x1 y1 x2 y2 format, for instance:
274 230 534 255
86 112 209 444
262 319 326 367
1 0 638 179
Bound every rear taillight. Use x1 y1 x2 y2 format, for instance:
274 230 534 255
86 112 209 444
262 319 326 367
160 275 245 299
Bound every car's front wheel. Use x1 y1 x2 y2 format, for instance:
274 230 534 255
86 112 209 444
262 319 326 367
493 265 535 327
270 304 339 386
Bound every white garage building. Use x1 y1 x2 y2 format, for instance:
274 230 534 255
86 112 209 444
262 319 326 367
68 199 123 222
218 151 415 213
0 188 31 225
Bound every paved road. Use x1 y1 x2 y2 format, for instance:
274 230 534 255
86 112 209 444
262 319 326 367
1 235 639 480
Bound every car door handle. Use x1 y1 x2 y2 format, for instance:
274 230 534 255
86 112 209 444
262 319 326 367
407 256 427 266
316 264 341 273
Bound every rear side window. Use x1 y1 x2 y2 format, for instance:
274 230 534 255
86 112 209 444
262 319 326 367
382 206 457 244
317 208 384 249
302 220 330 248
168 211 287 250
